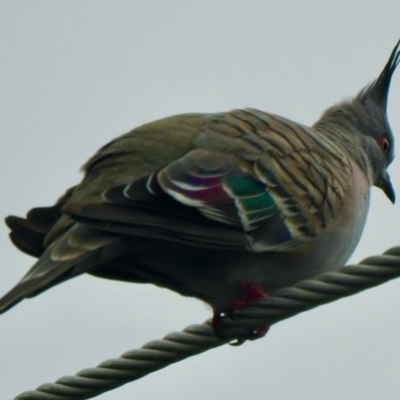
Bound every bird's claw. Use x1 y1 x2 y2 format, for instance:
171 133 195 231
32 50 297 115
212 282 270 344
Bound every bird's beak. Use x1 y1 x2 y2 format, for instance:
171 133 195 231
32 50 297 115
377 170 395 204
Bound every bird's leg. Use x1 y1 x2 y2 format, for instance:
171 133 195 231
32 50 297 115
230 282 268 310
212 282 270 344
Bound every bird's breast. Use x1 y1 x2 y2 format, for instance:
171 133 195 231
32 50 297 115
255 159 371 293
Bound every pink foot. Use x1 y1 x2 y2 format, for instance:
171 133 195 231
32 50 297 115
212 282 270 345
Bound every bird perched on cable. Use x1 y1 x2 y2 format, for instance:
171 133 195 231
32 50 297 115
1 41 398 342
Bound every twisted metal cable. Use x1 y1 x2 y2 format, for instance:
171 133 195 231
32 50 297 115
15 246 400 400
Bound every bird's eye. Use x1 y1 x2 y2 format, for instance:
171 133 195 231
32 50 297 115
378 134 390 156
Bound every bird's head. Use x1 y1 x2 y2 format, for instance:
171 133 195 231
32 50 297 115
315 41 400 203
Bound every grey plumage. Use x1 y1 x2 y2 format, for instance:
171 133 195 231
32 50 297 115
1 41 398 340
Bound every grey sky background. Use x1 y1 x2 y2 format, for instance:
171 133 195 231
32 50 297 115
1 2 399 399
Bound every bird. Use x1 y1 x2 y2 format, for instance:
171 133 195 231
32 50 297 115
1 41 398 342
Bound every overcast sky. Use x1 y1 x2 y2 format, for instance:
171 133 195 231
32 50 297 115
1 2 400 399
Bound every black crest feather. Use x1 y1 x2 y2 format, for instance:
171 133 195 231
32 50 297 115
357 40 400 110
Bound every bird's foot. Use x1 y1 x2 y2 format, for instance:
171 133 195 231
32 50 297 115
212 282 270 345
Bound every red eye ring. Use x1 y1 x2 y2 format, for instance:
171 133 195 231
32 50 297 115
378 134 390 156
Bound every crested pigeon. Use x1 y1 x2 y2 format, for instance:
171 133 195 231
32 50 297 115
1 41 398 341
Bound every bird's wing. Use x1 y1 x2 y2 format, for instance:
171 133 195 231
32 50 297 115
65 108 353 252
199 108 354 251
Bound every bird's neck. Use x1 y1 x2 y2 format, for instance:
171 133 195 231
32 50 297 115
312 117 375 185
